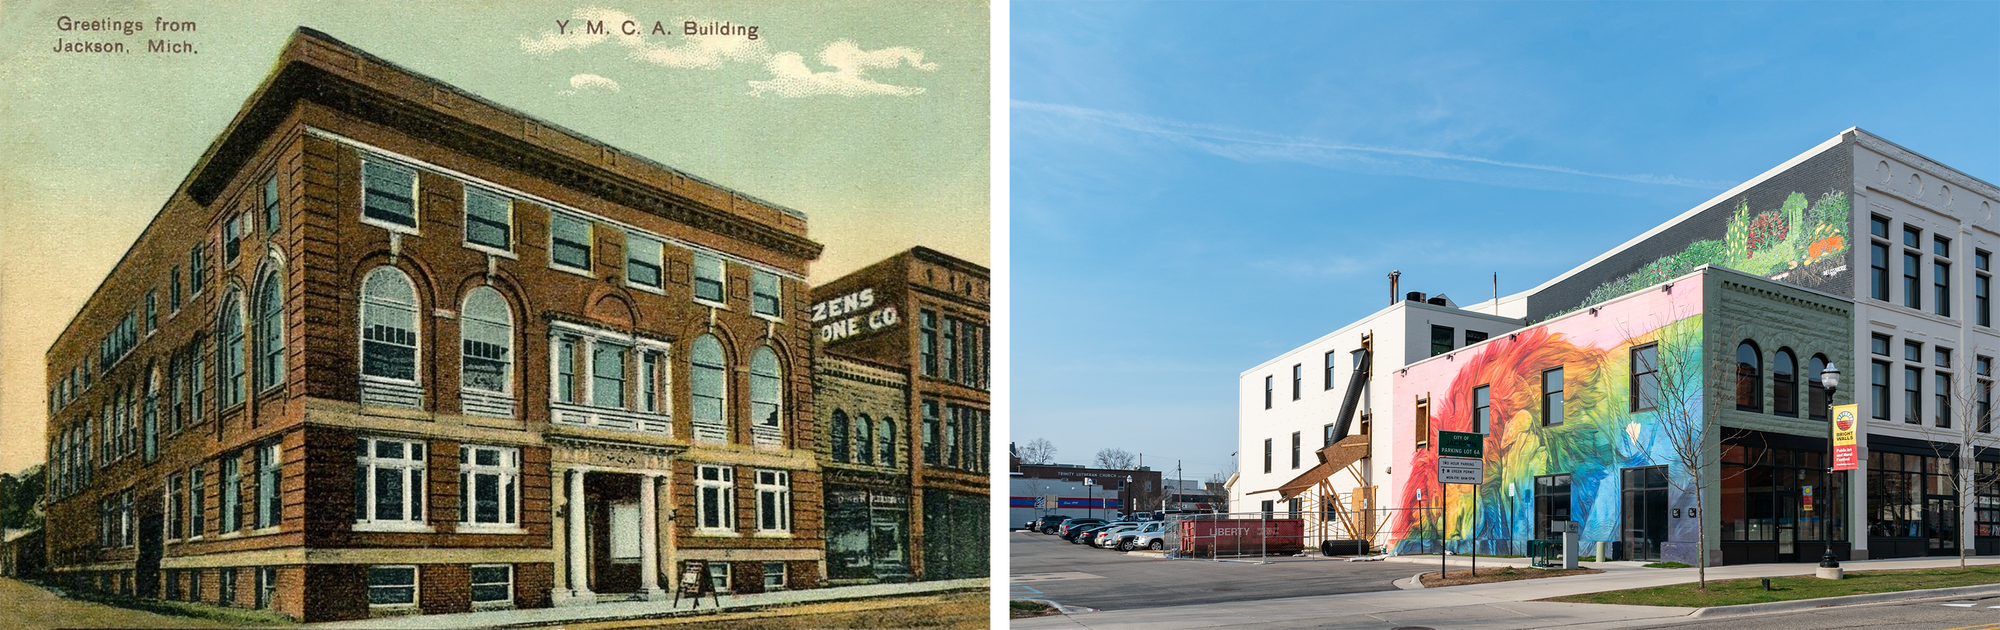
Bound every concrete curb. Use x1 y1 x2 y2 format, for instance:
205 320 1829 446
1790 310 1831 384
1393 572 1429 590
1688 583 2000 618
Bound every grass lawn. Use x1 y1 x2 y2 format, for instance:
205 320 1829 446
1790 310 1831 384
1544 564 2000 608
28 580 295 627
1421 566 1604 587
1010 600 1060 619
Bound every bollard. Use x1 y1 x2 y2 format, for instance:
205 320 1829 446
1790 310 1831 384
1595 541 1606 563
1561 527 1579 570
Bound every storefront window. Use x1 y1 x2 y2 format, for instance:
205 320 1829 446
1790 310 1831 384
1720 444 1845 543
1978 460 2000 537
1868 451 1956 546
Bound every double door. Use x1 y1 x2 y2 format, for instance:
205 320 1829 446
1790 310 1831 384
1621 467 1668 562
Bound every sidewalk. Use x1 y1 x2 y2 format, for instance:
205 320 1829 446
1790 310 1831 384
311 578 987 629
1011 557 2000 630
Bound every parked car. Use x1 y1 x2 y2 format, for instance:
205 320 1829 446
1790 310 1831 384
1080 523 1135 546
1035 514 1074 533
1094 523 1147 549
1067 523 1117 543
1057 518 1106 539
1106 521 1167 550
1128 523 1169 551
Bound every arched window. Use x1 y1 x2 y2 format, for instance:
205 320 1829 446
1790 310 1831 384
1809 354 1830 420
256 269 284 391
360 267 419 382
460 287 513 394
750 347 781 429
1735 341 1761 411
1773 349 1797 417
879 418 895 466
856 413 873 466
217 288 246 407
830 410 850 463
691 335 727 427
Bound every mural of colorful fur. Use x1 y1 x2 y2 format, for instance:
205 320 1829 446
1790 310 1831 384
1390 280 1706 562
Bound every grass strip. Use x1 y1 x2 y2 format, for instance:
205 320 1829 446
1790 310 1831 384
1544 564 2000 608
1009 600 1060 619
29 579 296 626
1421 566 1604 587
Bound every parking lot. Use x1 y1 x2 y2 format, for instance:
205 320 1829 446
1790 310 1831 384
1008 529 1414 612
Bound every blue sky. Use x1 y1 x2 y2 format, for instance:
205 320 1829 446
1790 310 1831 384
1009 1 2000 481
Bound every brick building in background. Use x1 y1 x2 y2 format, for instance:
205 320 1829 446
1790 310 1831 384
810 248 990 581
39 28 826 621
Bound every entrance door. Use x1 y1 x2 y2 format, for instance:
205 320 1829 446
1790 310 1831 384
1776 468 1798 562
1929 496 1961 556
136 513 163 598
1621 467 1668 562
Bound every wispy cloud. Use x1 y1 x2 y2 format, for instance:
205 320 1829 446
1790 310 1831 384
521 8 934 98
1013 100 1732 191
560 73 622 95
749 40 939 98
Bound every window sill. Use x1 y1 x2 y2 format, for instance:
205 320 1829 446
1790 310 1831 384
353 522 435 533
464 242 518 260
694 298 729 311
549 264 595 280
752 311 783 324
361 217 420 236
752 531 793 539
694 530 741 538
456 525 526 535
627 281 667 295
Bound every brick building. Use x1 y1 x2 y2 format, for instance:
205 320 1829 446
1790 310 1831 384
40 28 826 621
810 248 990 581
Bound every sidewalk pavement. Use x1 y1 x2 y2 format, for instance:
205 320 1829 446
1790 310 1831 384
311 577 986 629
1012 556 2000 630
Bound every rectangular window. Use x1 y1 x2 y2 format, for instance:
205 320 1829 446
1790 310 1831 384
1938 347 1954 368
189 467 205 539
942 318 961 383
221 455 240 532
223 213 243 264
1981 250 1991 272
218 568 236 607
1937 235 1952 258
1980 273 1993 327
1906 365 1923 424
591 342 628 409
762 561 787 592
1872 334 1891 356
145 291 157 333
1430 325 1454 357
1542 367 1565 426
256 441 281 529
1290 431 1301 469
697 465 735 533
1872 215 1890 238
625 234 664 289
1871 241 1890 301
1465 330 1488 345
189 245 207 296
1534 474 1573 540
354 437 425 526
1260 500 1274 520
1264 375 1273 409
459 445 519 527
1872 360 1891 420
1937 260 1952 317
471 565 512 605
255 566 276 609
1937 372 1953 428
1631 344 1660 412
167 474 184 539
1906 340 1923 362
1262 438 1272 474
1905 251 1923 309
1324 350 1337 390
1982 378 1993 434
922 400 940 465
918 310 938 377
549 214 592 272
1291 364 1302 400
1906 225 1922 248
263 176 281 237
556 336 579 404
755 469 792 533
641 352 662 414
1323 423 1337 447
367 566 417 607
463 187 512 251
752 270 781 317
692 252 725 303
362 160 418 229
708 562 732 593
1473 385 1491 433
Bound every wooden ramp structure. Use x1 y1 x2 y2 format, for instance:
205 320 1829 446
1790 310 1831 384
1249 334 1379 551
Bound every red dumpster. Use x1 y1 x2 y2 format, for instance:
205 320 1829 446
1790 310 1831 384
1178 518 1305 556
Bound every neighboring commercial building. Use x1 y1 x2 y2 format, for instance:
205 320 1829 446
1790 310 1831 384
810 247 989 580
1007 476 1119 527
1015 464 1162 516
40 28 825 621
812 355 912 584
1237 128 1999 563
1162 478 1227 512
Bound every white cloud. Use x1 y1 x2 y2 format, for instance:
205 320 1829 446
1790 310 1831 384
561 73 622 95
1014 100 1732 191
748 40 938 98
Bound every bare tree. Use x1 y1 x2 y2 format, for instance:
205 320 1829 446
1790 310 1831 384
1903 351 2000 568
1649 320 1753 590
1094 448 1137 470
1018 438 1058 465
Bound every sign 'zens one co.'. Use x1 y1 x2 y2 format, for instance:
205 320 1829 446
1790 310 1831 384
812 288 899 344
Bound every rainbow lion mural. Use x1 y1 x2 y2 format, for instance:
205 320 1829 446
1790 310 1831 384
1391 283 1705 562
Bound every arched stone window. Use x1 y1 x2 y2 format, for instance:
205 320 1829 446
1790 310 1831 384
856 413 873 466
360 267 419 382
1809 354 1831 420
691 335 727 430
751 347 781 429
879 417 896 467
255 268 284 392
1735 341 1762 411
460 287 513 395
830 410 850 463
217 288 246 408
1774 348 1797 417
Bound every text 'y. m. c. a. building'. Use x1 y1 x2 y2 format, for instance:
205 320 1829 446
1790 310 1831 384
39 28 826 621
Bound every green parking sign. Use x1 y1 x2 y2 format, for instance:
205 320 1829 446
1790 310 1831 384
1438 430 1483 458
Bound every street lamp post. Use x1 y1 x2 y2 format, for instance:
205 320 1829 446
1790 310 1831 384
1085 478 1096 519
1821 362 1842 570
1127 475 1135 517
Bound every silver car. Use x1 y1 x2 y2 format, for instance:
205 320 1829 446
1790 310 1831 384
1125 521 1170 551
1094 522 1148 549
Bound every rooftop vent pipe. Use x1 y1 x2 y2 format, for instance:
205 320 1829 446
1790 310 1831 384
1388 270 1401 306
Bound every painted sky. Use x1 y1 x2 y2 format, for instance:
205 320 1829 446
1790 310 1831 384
0 0 988 474
1010 2 2000 482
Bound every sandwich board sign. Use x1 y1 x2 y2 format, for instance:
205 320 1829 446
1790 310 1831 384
674 559 722 609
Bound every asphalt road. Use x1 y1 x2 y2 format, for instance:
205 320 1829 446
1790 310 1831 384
1008 529 1412 612
1632 593 2000 630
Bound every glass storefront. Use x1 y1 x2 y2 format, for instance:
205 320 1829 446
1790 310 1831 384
1868 450 1957 557
826 487 909 583
1719 442 1847 563
922 488 989 580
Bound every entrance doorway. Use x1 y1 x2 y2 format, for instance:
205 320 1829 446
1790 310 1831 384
587 472 643 594
1620 467 1668 562
136 513 162 598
